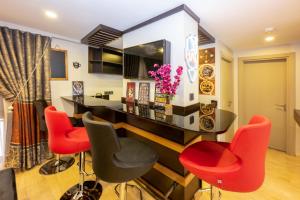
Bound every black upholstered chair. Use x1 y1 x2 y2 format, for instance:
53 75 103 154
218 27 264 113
0 168 17 200
82 112 158 200
34 99 78 175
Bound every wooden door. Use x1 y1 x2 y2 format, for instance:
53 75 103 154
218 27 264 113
240 59 287 151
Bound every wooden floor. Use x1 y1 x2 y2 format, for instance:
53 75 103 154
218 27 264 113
15 149 300 200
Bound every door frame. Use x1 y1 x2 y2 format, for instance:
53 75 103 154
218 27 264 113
220 54 234 110
220 53 234 142
238 53 296 155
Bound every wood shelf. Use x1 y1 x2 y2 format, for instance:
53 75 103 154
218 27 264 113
89 60 102 62
88 46 123 75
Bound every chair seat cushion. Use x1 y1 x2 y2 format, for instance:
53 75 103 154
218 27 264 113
179 141 240 173
114 138 158 168
63 127 91 153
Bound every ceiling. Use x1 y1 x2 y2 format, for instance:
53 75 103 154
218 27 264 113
0 0 300 50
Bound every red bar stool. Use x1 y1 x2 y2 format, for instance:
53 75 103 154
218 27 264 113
44 106 102 200
179 115 271 199
34 100 75 175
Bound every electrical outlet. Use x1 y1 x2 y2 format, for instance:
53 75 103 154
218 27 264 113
189 93 194 101
190 116 194 124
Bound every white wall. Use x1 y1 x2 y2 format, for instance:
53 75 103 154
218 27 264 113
122 11 199 107
234 43 300 155
0 21 123 116
50 39 123 115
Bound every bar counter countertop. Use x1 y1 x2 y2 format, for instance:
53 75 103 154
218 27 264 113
61 95 236 200
61 95 235 137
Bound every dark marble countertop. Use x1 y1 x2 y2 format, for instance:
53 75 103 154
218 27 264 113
61 96 123 108
61 96 236 134
294 109 300 126
112 104 236 134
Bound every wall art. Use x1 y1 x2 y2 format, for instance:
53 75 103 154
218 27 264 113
72 81 84 96
185 34 198 83
199 47 215 95
154 86 167 109
138 82 150 105
126 82 136 103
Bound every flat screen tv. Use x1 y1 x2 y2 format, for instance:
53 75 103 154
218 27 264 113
123 39 170 79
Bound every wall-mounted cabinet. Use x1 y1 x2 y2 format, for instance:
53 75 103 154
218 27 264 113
88 47 123 75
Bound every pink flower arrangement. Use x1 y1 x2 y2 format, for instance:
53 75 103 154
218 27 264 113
148 64 183 99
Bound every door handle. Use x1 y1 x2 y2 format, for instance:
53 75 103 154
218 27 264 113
227 101 232 107
275 104 286 111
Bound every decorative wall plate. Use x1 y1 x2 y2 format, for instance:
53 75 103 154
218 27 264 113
200 103 215 115
199 64 215 80
200 80 215 95
199 115 215 131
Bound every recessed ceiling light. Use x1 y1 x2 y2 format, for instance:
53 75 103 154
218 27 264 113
265 36 275 42
45 10 57 19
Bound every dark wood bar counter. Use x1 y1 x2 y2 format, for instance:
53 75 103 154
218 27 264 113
62 96 236 200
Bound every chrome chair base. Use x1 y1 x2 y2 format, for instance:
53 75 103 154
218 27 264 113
114 182 143 200
60 180 102 200
61 152 102 200
39 156 75 175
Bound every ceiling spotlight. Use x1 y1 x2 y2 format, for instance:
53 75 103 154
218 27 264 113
264 27 276 42
45 10 58 19
265 35 275 42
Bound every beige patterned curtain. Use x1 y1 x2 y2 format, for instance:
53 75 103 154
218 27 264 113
0 26 51 169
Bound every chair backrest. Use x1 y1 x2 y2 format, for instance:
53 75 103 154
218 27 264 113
33 100 48 132
44 106 73 152
229 115 271 191
82 112 121 181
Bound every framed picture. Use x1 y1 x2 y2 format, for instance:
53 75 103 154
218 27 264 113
50 48 68 80
138 82 150 105
126 82 136 103
154 86 167 109
72 81 84 96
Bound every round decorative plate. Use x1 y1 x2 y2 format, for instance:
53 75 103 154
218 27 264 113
200 80 215 95
199 64 215 80
200 104 215 115
199 115 215 131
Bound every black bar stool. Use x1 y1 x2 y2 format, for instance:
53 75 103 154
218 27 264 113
82 112 158 200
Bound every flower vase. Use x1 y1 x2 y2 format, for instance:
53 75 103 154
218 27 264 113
165 96 173 116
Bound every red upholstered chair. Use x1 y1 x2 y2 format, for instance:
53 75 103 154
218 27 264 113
179 115 271 199
45 106 101 199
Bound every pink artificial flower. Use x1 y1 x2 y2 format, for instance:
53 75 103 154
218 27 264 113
148 64 184 98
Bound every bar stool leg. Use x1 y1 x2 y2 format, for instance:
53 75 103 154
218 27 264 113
120 182 127 200
210 185 213 200
72 152 85 200
60 151 103 200
79 152 85 194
